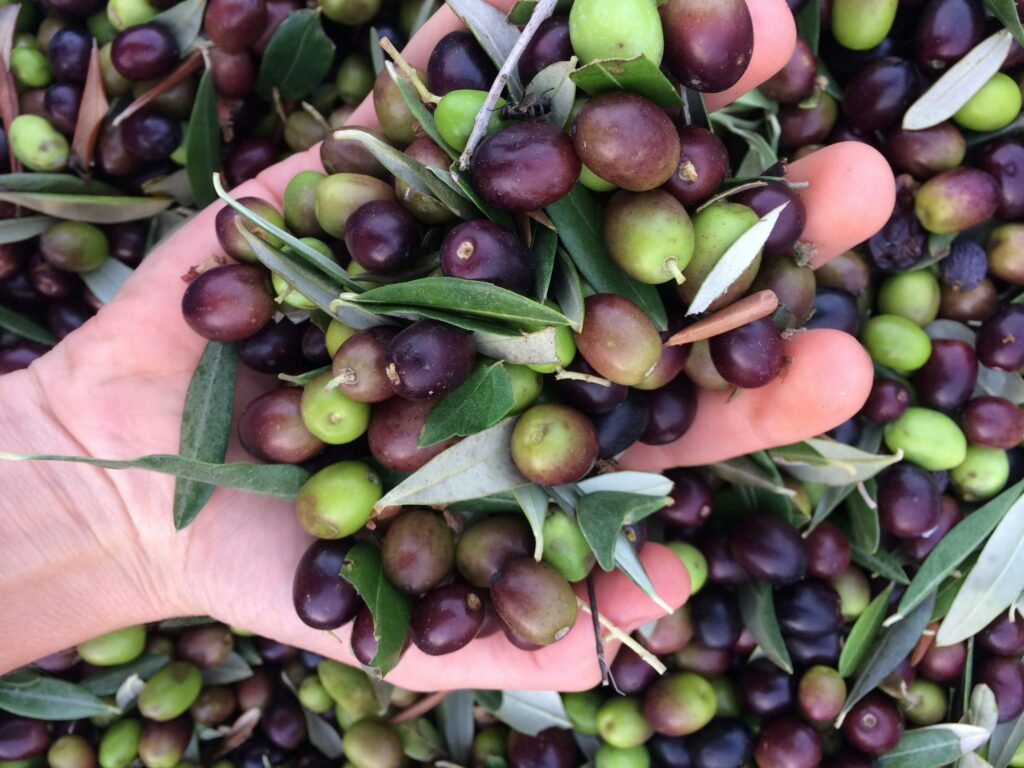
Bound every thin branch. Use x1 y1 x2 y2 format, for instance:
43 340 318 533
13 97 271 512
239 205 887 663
577 598 668 676
586 575 615 690
390 691 448 724
379 37 438 104
112 49 203 128
457 0 559 171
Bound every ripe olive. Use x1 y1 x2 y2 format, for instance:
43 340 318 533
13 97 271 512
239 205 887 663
492 558 579 646
239 388 323 464
385 320 476 400
368 397 458 472
659 0 753 92
511 403 598 485
381 509 455 594
330 326 398 404
455 514 533 588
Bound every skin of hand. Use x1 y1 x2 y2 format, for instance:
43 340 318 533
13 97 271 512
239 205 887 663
0 0 893 690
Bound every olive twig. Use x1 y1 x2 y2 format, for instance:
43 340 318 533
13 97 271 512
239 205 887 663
457 0 560 171
577 597 668 676
585 575 615 690
389 691 449 724
379 38 439 104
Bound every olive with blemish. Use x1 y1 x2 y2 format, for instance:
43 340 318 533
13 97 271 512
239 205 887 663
493 558 578 646
440 219 533 293
661 126 729 208
382 509 455 595
886 122 966 179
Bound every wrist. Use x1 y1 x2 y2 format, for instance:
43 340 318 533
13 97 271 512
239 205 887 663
0 368 181 671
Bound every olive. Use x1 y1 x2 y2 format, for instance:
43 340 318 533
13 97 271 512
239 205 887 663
492 558 578 645
209 48 256 98
955 73 1022 132
320 127 388 178
138 661 202 721
595 745 650 768
237 320 306 376
738 658 794 718
189 686 236 725
661 126 729 208
776 580 842 638
39 221 107 273
427 31 496 96
77 625 145 666
902 679 948 726
700 533 750 586
519 15 572 83
329 326 398 404
754 717 822 768
805 522 851 580
573 93 678 192
797 665 846 723
396 136 455 224
176 625 232 669
951 444 1010 502
98 719 141 768
440 219 532 293
980 614 1024 657
916 0 985 71
507 728 577 768
454 515 533 590
368 397 458 472
597 697 654 749
832 0 899 50
371 67 422 146
604 190 694 285
204 0 266 51
841 694 904 755
647 735 692 768
385 320 476 400
886 122 966 179
381 509 455 594
978 305 1024 371
138 716 191 768
575 294 662 385
688 586 741 650
750 255 816 329
542 509 596 583
640 376 697 446
978 141 1024 220
709 317 785 389
680 203 761 312
861 314 932 372
239 388 323 464
762 38 817 104
471 122 580 211
843 57 918 133
941 279 999 322
915 168 1000 234
345 200 420 275
555 357 629 415
110 22 177 80
315 173 395 239
688 720 754 768
659 0 753 92
48 734 96 768
0 717 49 761
728 513 807 584
335 53 373 104
918 639 967 682
916 337 979 411
778 93 839 152
591 391 651 459
673 642 732 678
410 582 485 655
295 460 382 539
568 0 664 66
511 403 598 485
659 469 712 528
862 378 910 423
877 463 942 538
342 720 403 768
643 673 717 737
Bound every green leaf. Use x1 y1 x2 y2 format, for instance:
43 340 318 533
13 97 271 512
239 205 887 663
795 0 821 54
571 55 682 109
847 479 881 554
396 717 444 762
0 214 55 244
551 249 583 331
342 299 515 335
200 653 253 685
989 712 1024 768
0 192 172 223
533 224 557 301
349 277 571 327
80 257 133 305
737 582 793 674
840 593 936 719
151 0 206 51
876 725 991 767
419 363 516 446
770 437 903 486
0 451 309 498
340 543 411 677
0 302 56 345
304 708 344 758
525 59 577 129
446 0 523 96
896 478 1024 623
331 129 477 220
546 185 666 330
903 30 1014 130
185 70 221 208
513 484 548 561
613 535 672 614
476 690 571 735
437 690 474 765
0 671 119 720
172 342 237 530
577 491 670 570
852 544 910 585
80 654 170 696
257 10 335 101
985 0 1024 48
936 489 1024 646
473 327 562 365
506 0 573 24
376 418 528 508
0 173 118 195
839 583 893 678
709 456 796 497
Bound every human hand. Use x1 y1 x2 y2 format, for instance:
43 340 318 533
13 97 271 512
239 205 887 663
0 0 893 690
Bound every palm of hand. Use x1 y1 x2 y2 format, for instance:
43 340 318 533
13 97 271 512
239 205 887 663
14 0 894 690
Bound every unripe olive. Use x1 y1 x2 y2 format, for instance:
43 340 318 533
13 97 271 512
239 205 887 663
300 372 371 445
603 190 694 285
885 407 968 471
877 270 940 327
98 720 141 768
680 202 760 312
568 0 664 66
372 67 422 146
77 626 146 666
319 0 380 25
48 735 96 768
987 223 1024 284
562 691 602 736
176 624 233 668
9 114 68 171
471 724 508 768
314 173 395 239
951 445 1010 502
325 319 356 357
297 675 332 714
643 672 717 737
107 0 156 29
282 170 325 239
511 404 598 485
830 565 871 621
595 745 650 768
574 294 662 385
318 660 380 722
596 697 654 749
506 363 543 414
11 47 51 88
435 90 505 151
342 720 403 768
336 53 374 104
861 314 933 372
492 558 579 646
295 460 382 539
832 0 899 50
138 716 190 768
666 541 707 594
797 666 846 723
915 168 999 234
396 136 456 225
138 661 202 722
901 679 948 726
541 509 596 583
954 73 1022 132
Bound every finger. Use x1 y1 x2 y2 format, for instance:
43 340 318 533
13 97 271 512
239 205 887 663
621 329 874 470
704 0 797 111
790 142 896 269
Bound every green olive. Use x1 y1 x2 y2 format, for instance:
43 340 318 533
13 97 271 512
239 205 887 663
434 90 506 151
580 164 617 192
336 53 375 104
98 720 142 768
326 319 357 356
596 696 654 749
831 0 899 50
318 660 381 721
860 314 933 372
10 47 51 88
562 690 602 736
604 190 695 285
951 444 1010 502
9 114 68 172
297 675 334 714
296 461 382 539
954 73 1022 132
137 662 202 722
77 626 146 666
901 679 948 726
301 372 371 444
595 745 651 768
666 541 708 595
314 173 395 238
876 269 941 326
569 0 664 66
542 508 597 582
884 406 968 471
106 0 157 29
505 363 543 414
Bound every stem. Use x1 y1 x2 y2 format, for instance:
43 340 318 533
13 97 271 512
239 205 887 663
586 575 615 690
379 38 439 104
389 692 448 724
554 368 613 387
301 101 331 132
576 599 668 676
663 258 686 285
457 0 559 171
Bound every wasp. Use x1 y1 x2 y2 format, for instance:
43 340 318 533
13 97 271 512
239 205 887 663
497 89 554 121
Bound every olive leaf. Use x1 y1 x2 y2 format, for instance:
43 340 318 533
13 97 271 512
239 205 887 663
526 59 577 129
513 484 548 560
79 655 169 697
506 0 572 24
876 725 991 768
200 653 253 685
474 690 571 736
576 472 674 498
257 9 335 101
547 185 667 330
839 592 936 721
387 62 457 160
852 544 910 585
796 0 821 54
304 709 343 758
0 173 118 195
375 418 529 508
185 69 221 208
769 438 903 486
935 489 1024 646
340 543 411 678
686 203 788 316
682 87 712 132
847 479 881 554
613 535 672 614
709 456 796 496
347 277 571 327
0 214 55 244
70 42 107 173
437 690 474 765
331 129 477 221
80 257 133 305
977 366 1024 404
577 492 670 570
396 717 444 762
984 0 1024 49
0 671 120 720
533 220 558 300
571 55 683 110
0 451 309 498
446 0 523 96
989 712 1024 768
839 583 893 678
474 327 561 365
903 29 1014 131
551 249 584 331
896 479 1024 624
0 302 56 345
737 582 793 674
151 0 207 52
0 192 172 223
418 362 516 447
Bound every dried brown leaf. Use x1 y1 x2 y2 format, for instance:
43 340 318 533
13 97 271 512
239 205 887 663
111 49 202 128
666 290 779 346
71 43 109 173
